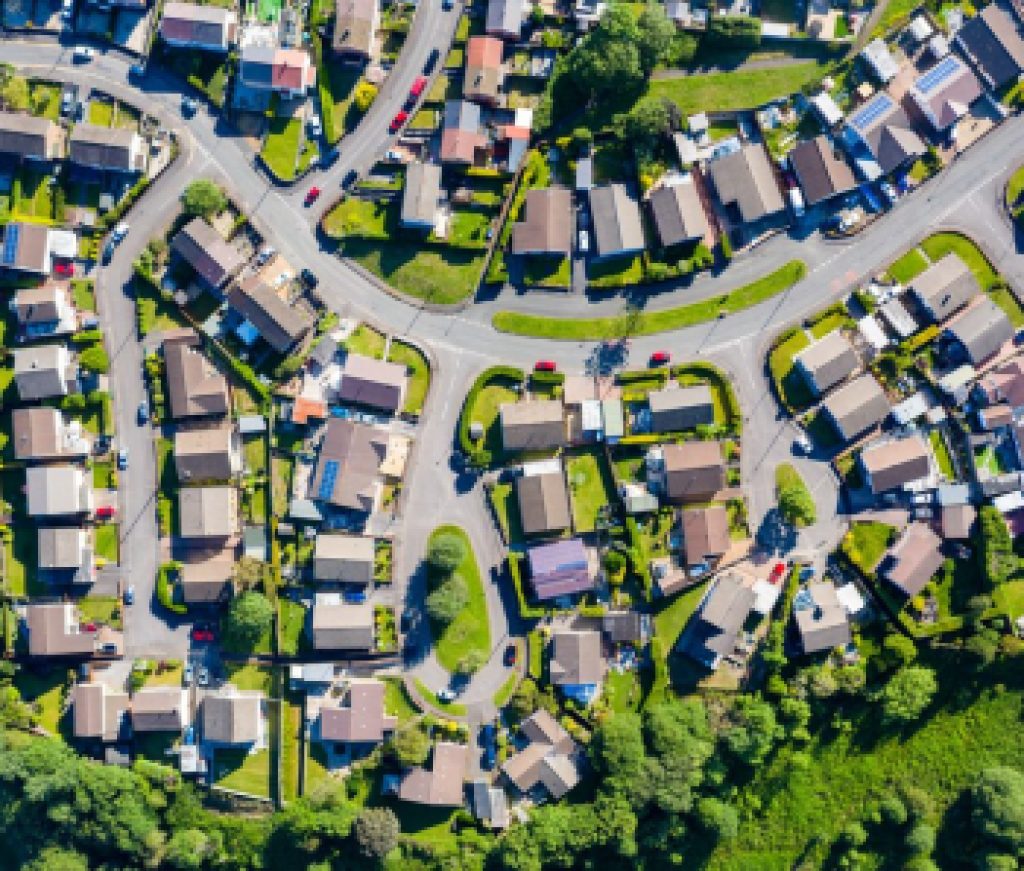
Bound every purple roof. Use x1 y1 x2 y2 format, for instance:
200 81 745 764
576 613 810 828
527 539 593 600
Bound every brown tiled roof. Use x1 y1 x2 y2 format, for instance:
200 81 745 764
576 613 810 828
510 187 573 256
464 36 504 103
160 2 236 48
649 179 708 247
860 435 931 493
12 406 62 460
332 0 377 56
788 135 856 206
681 504 730 563
69 124 141 172
319 680 397 742
549 630 604 686
174 421 237 482
399 742 468 806
884 522 944 596
27 602 97 657
227 275 314 354
338 353 407 412
170 218 245 290
163 332 230 419
131 687 187 732
500 399 565 451
310 419 387 512
178 486 238 538
0 112 64 160
663 441 726 502
515 470 571 535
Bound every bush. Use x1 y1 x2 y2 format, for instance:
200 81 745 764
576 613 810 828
156 562 187 615
181 179 227 219
426 533 467 574
426 573 468 626
78 345 110 374
224 591 273 650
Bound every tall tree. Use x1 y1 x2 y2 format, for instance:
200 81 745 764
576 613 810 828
879 665 937 723
972 767 1024 853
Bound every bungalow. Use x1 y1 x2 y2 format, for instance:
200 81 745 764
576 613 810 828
501 710 581 800
26 601 121 658
131 687 190 732
527 537 593 600
12 407 88 462
237 46 316 98
794 582 852 654
464 36 505 105
516 464 572 536
589 183 645 260
170 218 245 292
338 353 408 413
485 0 524 39
907 54 983 132
399 742 469 806
38 527 94 585
314 534 376 583
178 486 239 539
510 187 573 257
821 374 890 442
26 465 92 517
439 100 486 165
317 679 397 747
649 177 708 248
681 504 730 567
946 297 1013 366
682 571 755 668
400 162 442 230
160 2 238 51
794 330 859 398
201 686 263 746
883 521 944 596
13 343 75 401
955 3 1024 90
662 441 726 503
788 136 856 207
859 434 931 493
163 331 231 419
311 598 374 650
499 399 565 452
841 92 926 180
227 275 315 355
909 253 979 322
72 682 130 743
332 0 379 62
310 418 388 514
549 630 604 704
1 222 52 275
174 422 241 483
69 125 145 174
648 384 714 432
11 282 77 337
707 143 785 232
0 112 65 161
860 37 900 83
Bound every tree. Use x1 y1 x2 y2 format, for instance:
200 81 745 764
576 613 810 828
353 81 378 113
615 97 672 145
353 807 400 861
562 5 644 107
636 3 676 75
643 698 713 814
965 630 1000 666
426 532 466 573
972 767 1024 852
0 74 29 111
61 393 87 412
602 548 627 580
530 3 544 24
590 713 647 797
223 591 274 651
776 464 816 527
879 796 908 826
78 345 109 374
695 797 739 841
454 648 487 675
879 665 937 724
389 721 430 766
165 829 222 869
722 695 780 767
975 506 1016 587
667 31 699 66
905 822 936 856
181 179 227 219
882 633 918 669
23 848 90 871
425 573 468 625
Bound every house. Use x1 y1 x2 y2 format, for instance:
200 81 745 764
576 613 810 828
681 504 730 566
38 526 94 584
13 343 74 401
907 55 983 131
72 683 130 742
861 37 900 83
955 3 1024 89
178 486 239 539
69 125 145 173
794 582 852 654
131 687 189 732
809 91 844 128
399 742 469 806
485 0 524 38
794 330 860 397
311 598 374 650
201 686 263 745
941 503 976 539
0 112 65 161
788 136 856 207
160 2 237 51
683 571 756 668
12 407 88 462
440 100 486 164
708 143 786 231
516 465 571 536
602 610 647 644
1 222 52 274
310 419 388 514
909 253 979 322
589 184 645 260
26 465 92 516
11 282 76 337
26 601 120 658
662 441 726 503
980 403 1015 430
227 276 315 355
163 331 231 419
174 422 241 482
859 434 931 493
496 108 532 172
883 521 944 596
648 384 714 432
238 46 316 97
841 92 926 179
464 36 505 104
470 780 510 830
649 177 708 248
946 297 1013 365
170 218 245 292
527 538 593 600
549 630 604 704
332 0 379 61
501 710 580 800
499 399 565 452
314 534 376 583
400 162 442 230
510 187 573 257
317 679 397 745
978 356 1024 410
339 353 408 412
180 550 234 604
821 374 890 442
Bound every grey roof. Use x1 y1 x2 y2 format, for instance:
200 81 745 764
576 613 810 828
310 418 388 512
909 55 983 130
511 187 573 256
844 93 926 175
0 112 64 160
180 548 234 603
470 780 510 828
500 399 565 451
955 3 1024 89
13 343 68 400
314 534 375 582
708 144 785 224
663 441 726 502
178 486 237 538
399 742 468 806
947 297 1013 365
163 331 230 419
312 601 374 649
860 434 931 493
795 582 851 653
202 689 262 744
602 610 644 643
649 180 708 248
1 221 50 273
26 465 90 516
861 37 900 82
649 384 715 432
171 218 245 290
788 136 856 206
822 374 890 441
27 602 97 657
485 0 523 36
400 162 442 227
319 679 397 742
228 275 314 354
909 253 980 322
131 687 188 732
794 330 859 395
12 406 63 460
13 283 63 325
686 572 755 665
338 353 407 412
589 184 645 258
174 422 237 482
884 522 945 596
549 630 604 686
38 527 89 570
69 124 141 172
942 503 977 539
515 470 571 535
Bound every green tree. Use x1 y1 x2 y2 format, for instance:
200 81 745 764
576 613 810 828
426 532 466 573
975 506 1015 587
776 464 816 527
165 829 223 869
643 698 713 814
722 695 780 767
590 713 647 797
562 6 644 108
879 665 937 723
905 822 936 856
972 767 1024 852
425 573 468 625
223 591 273 651
454 648 487 675
353 807 400 861
0 75 30 111
389 720 430 766
635 3 676 75
615 97 672 145
879 796 908 826
23 848 90 871
965 630 1000 666
882 633 918 669
78 345 110 374
353 81 378 113
181 179 227 219
696 797 739 841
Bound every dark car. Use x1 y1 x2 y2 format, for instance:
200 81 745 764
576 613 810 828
300 268 318 288
424 48 440 74
320 146 340 168
341 169 358 189
137 401 150 425
503 644 517 666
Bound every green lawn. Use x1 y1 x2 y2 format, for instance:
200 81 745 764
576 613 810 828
929 430 954 478
652 581 708 648
493 672 519 709
523 255 572 289
841 521 895 574
494 261 807 339
413 678 468 716
225 664 275 694
92 460 113 489
975 444 1004 477
566 452 616 534
260 116 303 182
605 668 645 714
320 64 361 143
443 210 491 248
768 329 813 411
281 698 301 802
1006 165 1024 211
872 0 921 35
243 436 267 475
93 524 119 563
383 677 420 722
386 339 431 415
343 239 484 305
30 82 61 120
145 662 184 687
344 324 387 358
215 748 271 798
71 279 96 311
487 482 524 545
775 463 815 527
885 248 929 284
278 599 307 656
15 669 66 736
77 596 122 629
468 383 518 455
587 255 645 289
87 100 114 126
427 525 490 674
323 197 393 239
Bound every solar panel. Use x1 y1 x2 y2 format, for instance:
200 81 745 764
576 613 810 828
850 93 893 130
1 224 20 266
917 54 960 94
317 460 339 501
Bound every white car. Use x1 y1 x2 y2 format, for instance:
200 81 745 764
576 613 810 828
437 688 457 703
307 115 322 136
112 222 129 242
72 46 95 61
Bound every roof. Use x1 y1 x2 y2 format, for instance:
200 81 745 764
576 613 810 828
861 37 900 82
947 297 1013 365
400 162 442 226
13 282 64 325
520 708 574 753
980 356 1024 408
602 610 645 643
687 572 755 664
178 486 237 538
315 533 375 564
942 503 977 539
788 136 856 206
312 600 374 649
909 54 983 129
175 422 236 482
794 582 852 653
681 504 730 564
470 780 510 828
649 178 708 247
69 124 141 172
648 384 715 431
291 396 328 425
399 742 468 806
511 187 573 256
500 399 564 451
319 680 397 742
26 465 90 516
202 689 262 744
794 330 859 394
339 353 407 412
822 374 890 441
180 548 234 603
239 46 314 91
549 630 604 686
1 222 50 273
708 144 785 224
440 101 485 163
909 252 980 321
163 331 230 419
12 406 63 460
561 375 620 405
860 434 931 493
589 184 645 257
332 0 378 56
844 93 926 175
73 683 129 742
0 112 64 160
663 441 726 501
27 602 96 656
464 36 504 102
485 0 523 36
38 527 89 570
516 470 571 536
228 276 314 354
160 1 236 47
527 537 593 600
885 522 945 596
13 343 68 400
170 218 245 289
131 687 187 732
310 419 388 512
955 3 1024 89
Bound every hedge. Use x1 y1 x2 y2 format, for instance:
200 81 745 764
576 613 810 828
672 361 743 433
618 368 669 385
529 370 565 386
528 628 544 680
509 553 547 620
157 562 187 615
457 365 525 459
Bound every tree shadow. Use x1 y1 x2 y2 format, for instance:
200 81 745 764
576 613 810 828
756 508 798 556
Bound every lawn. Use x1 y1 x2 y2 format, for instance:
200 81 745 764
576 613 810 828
443 210 491 248
487 482 524 545
427 525 490 674
260 116 303 182
281 698 301 802
566 452 616 534
652 581 708 648
1006 165 1024 211
92 460 113 488
71 279 96 311
386 339 431 415
344 324 387 359
467 382 518 455
323 197 392 239
145 662 184 687
413 678 468 716
929 429 955 478
493 672 519 709
87 100 114 126
920 232 999 290
94 524 119 563
605 667 646 714
383 677 420 722
278 599 307 656
320 64 361 142
15 669 67 736
841 521 895 574
215 748 271 798
768 328 813 411
13 170 54 222
975 444 1004 477
343 240 485 305
493 261 807 339
77 596 121 629
225 664 275 694
872 0 921 35
885 248 929 284
243 436 267 475
775 463 815 527
523 255 572 290
30 82 61 120
587 255 645 289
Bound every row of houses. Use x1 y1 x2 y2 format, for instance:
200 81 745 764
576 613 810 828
0 112 147 174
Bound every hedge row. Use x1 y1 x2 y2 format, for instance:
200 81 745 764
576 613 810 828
672 361 743 433
157 562 187 615
457 365 525 464
509 552 548 620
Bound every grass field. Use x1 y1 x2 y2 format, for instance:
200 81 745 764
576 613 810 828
77 596 122 629
487 482 524 545
215 747 271 798
323 197 392 239
493 672 519 709
281 698 301 802
842 521 895 574
386 339 431 415
343 239 484 305
383 677 420 722
467 381 518 455
225 664 275 694
260 116 303 181
344 324 387 359
768 329 813 410
94 524 119 563
929 429 954 478
775 463 815 527
278 599 307 656
15 669 67 736
652 581 708 649
427 525 490 674
414 678 468 716
87 100 114 126
566 452 616 533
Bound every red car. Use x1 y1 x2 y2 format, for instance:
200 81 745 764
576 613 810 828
650 351 671 366
534 360 557 372
54 261 73 277
304 186 321 206
389 111 408 133
408 76 427 102
768 561 787 584
83 623 97 632
191 627 214 643
95 505 116 519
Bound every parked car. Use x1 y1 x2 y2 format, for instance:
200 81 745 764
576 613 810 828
181 95 198 115
129 62 146 78
72 46 95 61
112 222 130 242
117 448 128 470
123 585 135 606
304 186 321 205
407 76 428 106
503 644 517 666
197 666 210 687
437 688 456 703
389 111 408 133
300 268 319 288
534 360 557 372
183 662 194 686
341 169 358 188
307 114 322 136
424 48 440 74
61 0 74 18
101 239 115 264
321 146 340 168
793 432 812 455
137 401 149 425
650 351 671 366
95 505 116 519
343 589 367 604
578 228 590 253
768 561 787 584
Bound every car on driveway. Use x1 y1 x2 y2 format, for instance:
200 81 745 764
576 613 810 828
389 111 408 133
181 96 198 115
407 76 428 107
437 688 456 703
424 48 440 74
197 666 210 687
504 644 517 666
137 401 149 425
343 589 367 604
305 186 321 206
183 662 194 686
72 46 95 62
300 268 319 288
768 561 787 584
123 585 135 606
95 505 116 519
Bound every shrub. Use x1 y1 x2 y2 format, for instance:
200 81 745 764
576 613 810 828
223 591 273 650
78 345 109 374
181 179 227 219
156 562 187 615
426 533 466 574
425 573 468 625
